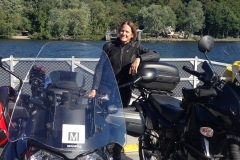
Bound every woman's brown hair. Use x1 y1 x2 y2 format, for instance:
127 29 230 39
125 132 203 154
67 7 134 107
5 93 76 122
118 21 137 41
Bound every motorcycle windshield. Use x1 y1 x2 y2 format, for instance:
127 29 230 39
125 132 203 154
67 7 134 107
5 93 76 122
8 42 125 154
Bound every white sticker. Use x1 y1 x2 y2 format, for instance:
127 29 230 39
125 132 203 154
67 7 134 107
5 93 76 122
62 124 85 144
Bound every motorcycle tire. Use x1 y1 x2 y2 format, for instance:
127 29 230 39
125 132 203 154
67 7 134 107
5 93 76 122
139 116 161 160
226 143 240 160
139 134 161 160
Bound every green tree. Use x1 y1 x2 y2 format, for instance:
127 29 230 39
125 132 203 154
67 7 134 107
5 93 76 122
124 4 140 24
0 7 6 35
138 4 176 37
166 0 184 31
88 1 109 35
62 0 82 9
104 1 126 30
24 0 55 39
48 2 90 38
67 5 90 36
48 9 68 37
0 0 239 39
161 6 177 33
167 0 184 14
0 0 25 36
229 0 240 38
207 0 240 38
178 0 205 34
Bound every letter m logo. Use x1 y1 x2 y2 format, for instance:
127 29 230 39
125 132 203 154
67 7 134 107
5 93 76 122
62 124 85 144
68 132 79 141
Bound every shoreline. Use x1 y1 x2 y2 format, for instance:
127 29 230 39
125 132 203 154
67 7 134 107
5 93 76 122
9 35 240 42
140 37 240 42
11 36 31 40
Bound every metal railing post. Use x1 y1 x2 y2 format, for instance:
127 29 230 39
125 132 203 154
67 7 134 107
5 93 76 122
193 56 199 88
9 55 14 87
71 56 75 72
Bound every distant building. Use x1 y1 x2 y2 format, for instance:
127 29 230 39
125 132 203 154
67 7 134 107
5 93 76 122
105 30 118 41
137 29 143 41
22 31 29 36
105 29 143 41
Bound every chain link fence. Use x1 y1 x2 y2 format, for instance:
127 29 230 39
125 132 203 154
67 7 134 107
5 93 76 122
1 56 231 98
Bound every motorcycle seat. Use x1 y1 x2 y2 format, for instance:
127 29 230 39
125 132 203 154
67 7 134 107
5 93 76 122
149 94 185 123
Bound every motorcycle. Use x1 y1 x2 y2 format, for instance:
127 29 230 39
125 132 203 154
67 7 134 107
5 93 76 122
2 42 126 159
178 36 240 159
0 57 22 148
124 35 240 159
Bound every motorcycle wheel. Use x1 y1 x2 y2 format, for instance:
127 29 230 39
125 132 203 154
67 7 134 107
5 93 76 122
222 143 240 160
139 133 161 160
139 133 184 160
139 116 161 160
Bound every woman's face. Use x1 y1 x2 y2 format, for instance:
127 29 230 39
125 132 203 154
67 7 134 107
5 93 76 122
119 24 134 44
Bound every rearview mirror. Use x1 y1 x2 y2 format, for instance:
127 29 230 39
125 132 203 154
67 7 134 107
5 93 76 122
198 35 214 54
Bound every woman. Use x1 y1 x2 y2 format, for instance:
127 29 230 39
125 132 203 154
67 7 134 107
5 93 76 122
88 21 160 160
89 21 160 108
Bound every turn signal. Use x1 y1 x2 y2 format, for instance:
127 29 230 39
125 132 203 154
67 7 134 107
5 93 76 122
200 127 214 137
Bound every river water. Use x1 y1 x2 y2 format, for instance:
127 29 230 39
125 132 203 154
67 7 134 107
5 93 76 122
0 39 240 64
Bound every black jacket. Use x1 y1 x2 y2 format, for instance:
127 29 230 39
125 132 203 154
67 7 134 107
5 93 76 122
92 38 160 90
103 38 160 83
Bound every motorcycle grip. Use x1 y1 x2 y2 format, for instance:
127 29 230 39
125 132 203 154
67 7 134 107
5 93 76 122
119 82 131 89
182 66 200 78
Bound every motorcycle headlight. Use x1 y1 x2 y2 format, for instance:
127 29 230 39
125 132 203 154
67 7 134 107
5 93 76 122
27 149 104 160
78 152 104 160
27 149 64 160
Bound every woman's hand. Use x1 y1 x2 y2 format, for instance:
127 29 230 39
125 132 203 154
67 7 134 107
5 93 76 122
88 89 96 98
129 57 141 75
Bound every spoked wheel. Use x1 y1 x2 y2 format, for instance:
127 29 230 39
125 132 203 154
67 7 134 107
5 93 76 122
221 143 240 160
139 133 186 160
139 131 161 160
228 143 240 160
168 147 188 160
139 115 162 160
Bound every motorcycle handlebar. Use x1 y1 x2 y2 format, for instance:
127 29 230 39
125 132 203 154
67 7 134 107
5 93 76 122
182 66 207 82
118 77 142 89
182 66 201 78
119 82 132 89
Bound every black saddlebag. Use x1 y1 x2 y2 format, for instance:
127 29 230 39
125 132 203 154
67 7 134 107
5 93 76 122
138 62 180 91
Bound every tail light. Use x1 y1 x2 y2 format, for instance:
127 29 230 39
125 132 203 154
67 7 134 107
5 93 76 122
200 127 214 137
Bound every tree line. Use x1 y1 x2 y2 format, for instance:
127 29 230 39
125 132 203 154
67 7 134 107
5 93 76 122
0 0 239 40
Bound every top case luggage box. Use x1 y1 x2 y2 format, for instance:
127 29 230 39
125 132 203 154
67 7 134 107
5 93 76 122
138 62 180 91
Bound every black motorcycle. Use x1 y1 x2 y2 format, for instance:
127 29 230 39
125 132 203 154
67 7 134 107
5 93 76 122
2 42 126 160
125 35 240 159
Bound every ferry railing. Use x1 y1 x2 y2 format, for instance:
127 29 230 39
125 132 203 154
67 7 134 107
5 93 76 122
1 56 231 98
